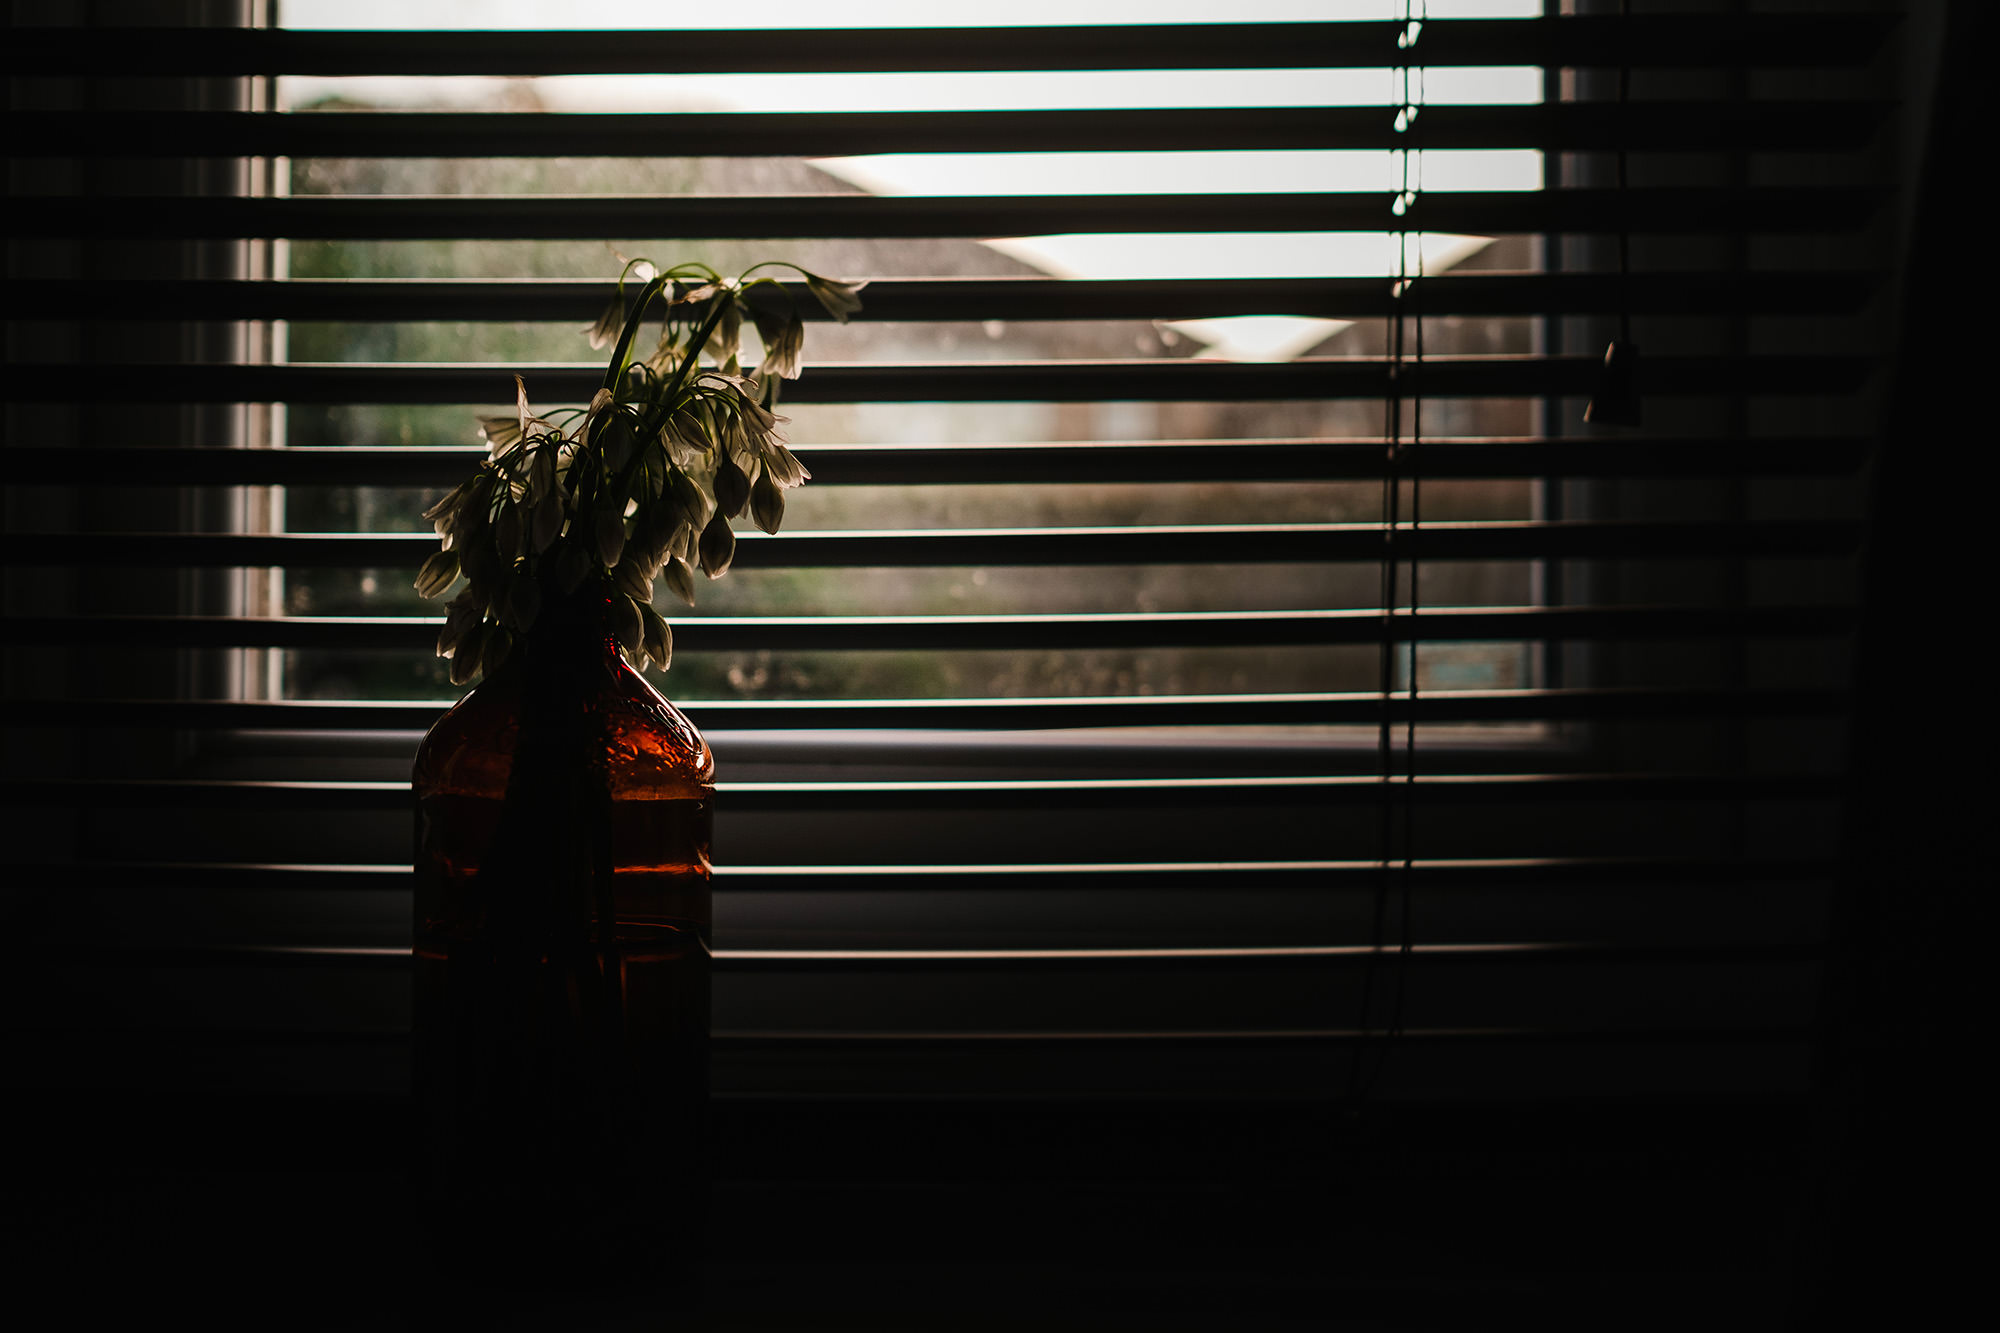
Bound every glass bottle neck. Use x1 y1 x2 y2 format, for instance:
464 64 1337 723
511 592 628 682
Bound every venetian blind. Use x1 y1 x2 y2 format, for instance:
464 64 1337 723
2 3 1896 1124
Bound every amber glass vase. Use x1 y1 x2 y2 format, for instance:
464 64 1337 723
411 591 713 1289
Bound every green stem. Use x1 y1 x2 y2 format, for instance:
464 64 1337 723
610 293 735 504
600 274 672 394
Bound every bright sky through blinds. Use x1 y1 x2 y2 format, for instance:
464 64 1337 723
277 0 1542 361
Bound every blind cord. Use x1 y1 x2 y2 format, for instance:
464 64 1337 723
1352 0 1425 1105
1393 185 1425 1055
1585 0 1641 426
1616 0 1631 349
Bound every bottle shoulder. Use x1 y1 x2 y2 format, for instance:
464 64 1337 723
413 658 713 801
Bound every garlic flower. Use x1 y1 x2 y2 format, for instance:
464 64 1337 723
414 257 863 681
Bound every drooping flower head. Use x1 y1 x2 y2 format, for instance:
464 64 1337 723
414 257 861 679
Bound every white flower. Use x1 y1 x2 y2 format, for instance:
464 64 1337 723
704 298 742 370
801 271 867 323
477 416 521 456
643 333 684 379
759 441 811 491
423 480 471 536
759 311 804 379
585 294 626 351
734 380 782 438
428 258 835 680
662 408 709 469
512 375 554 446
578 388 615 440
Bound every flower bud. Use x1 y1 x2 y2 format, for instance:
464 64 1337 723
640 602 672 672
614 593 645 654
761 441 811 490
662 553 697 608
414 548 460 599
749 469 785 535
613 554 651 603
762 312 804 379
698 510 735 580
436 591 480 658
585 296 626 351
669 468 712 532
802 272 867 323
422 480 468 530
714 452 751 519
476 416 521 455
450 622 487 686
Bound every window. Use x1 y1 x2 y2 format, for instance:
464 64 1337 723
5 0 1902 1279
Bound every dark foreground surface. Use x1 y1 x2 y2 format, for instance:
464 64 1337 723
3 1092 1857 1331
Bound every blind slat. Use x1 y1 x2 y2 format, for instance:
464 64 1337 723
3 520 1864 570
5 355 1873 404
0 772 1845 813
3 857 1836 893
3 604 1857 651
0 272 1881 322
0 188 1887 240
0 687 1854 732
53 940 1818 973
0 439 1871 486
2 102 1890 158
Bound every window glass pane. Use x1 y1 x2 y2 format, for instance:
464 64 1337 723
261 1 1547 720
